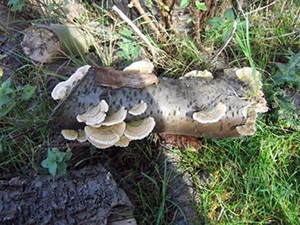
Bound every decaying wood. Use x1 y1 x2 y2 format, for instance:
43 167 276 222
21 24 91 63
49 67 267 138
158 134 202 150
0 165 136 225
158 147 204 224
94 67 159 89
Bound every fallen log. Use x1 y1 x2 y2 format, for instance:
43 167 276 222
48 62 267 148
0 165 136 225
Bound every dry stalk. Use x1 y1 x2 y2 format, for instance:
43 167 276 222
112 5 159 56
131 0 161 37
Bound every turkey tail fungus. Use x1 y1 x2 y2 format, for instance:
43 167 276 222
49 62 268 149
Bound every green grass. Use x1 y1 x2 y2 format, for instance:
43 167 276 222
0 0 299 224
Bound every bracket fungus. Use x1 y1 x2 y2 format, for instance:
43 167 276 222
61 129 78 140
76 100 109 126
101 107 127 126
51 65 91 100
181 70 213 80
193 103 227 124
76 130 87 142
50 63 268 149
124 117 156 140
128 101 147 116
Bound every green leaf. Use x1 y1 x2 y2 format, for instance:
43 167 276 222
64 152 73 161
8 0 26 12
205 17 226 28
57 162 67 176
195 1 207 11
224 8 235 21
49 162 57 176
274 51 300 89
180 0 190 8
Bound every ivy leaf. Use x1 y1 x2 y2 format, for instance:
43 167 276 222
195 1 207 11
180 0 190 8
56 163 67 176
224 8 235 21
48 162 57 177
41 148 72 176
8 0 26 11
205 17 226 29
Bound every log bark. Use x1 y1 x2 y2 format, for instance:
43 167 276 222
0 165 135 225
49 67 267 138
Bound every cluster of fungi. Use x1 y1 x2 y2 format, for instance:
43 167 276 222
51 61 156 149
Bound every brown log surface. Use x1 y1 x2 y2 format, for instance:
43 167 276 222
0 166 134 225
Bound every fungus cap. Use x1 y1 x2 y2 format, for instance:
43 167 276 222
76 100 109 125
124 117 156 140
236 67 262 91
128 101 147 116
102 107 127 126
51 81 70 100
84 125 121 146
193 103 226 124
182 70 213 79
87 137 114 149
115 135 131 147
68 65 91 85
76 129 87 142
51 65 91 101
123 60 154 73
61 129 78 140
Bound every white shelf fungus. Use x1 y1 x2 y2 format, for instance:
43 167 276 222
51 65 91 100
235 67 262 91
61 129 78 140
102 107 127 126
128 101 147 116
76 100 109 125
193 103 226 124
181 70 213 80
76 130 87 142
123 60 154 73
84 122 126 149
124 117 155 140
115 135 131 147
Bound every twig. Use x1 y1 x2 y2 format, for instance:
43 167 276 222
264 30 300 40
131 0 160 37
41 142 91 149
112 5 158 56
209 21 238 63
245 0 280 15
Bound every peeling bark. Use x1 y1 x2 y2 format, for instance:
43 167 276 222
0 166 135 225
49 67 267 138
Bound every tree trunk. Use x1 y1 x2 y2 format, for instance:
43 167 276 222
0 165 135 225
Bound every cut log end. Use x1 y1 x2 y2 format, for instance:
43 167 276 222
22 26 60 63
